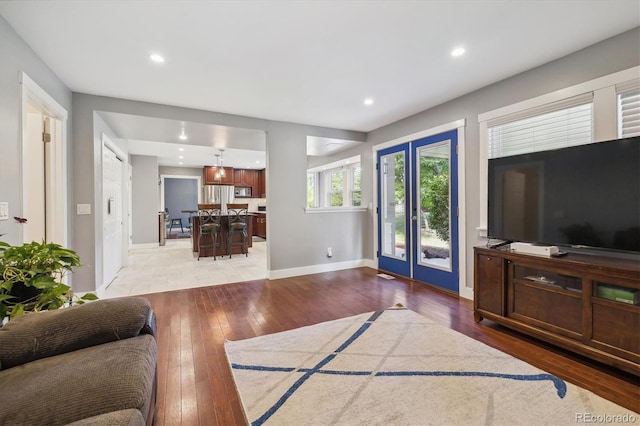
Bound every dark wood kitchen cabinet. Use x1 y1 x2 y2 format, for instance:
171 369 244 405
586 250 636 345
234 169 262 198
204 166 234 185
253 213 266 239
474 246 640 375
257 169 266 198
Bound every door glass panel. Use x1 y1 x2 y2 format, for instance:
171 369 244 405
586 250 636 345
416 141 451 271
380 152 406 259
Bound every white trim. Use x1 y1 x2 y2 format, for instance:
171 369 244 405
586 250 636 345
159 174 203 210
19 73 69 120
478 120 489 234
268 259 376 280
305 207 367 214
371 119 468 298
307 155 360 173
478 66 640 123
102 133 127 160
456 127 470 300
19 72 68 248
372 119 466 153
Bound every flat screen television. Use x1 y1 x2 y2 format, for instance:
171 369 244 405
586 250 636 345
487 136 640 254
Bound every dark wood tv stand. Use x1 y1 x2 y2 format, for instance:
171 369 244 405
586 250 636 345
474 246 640 375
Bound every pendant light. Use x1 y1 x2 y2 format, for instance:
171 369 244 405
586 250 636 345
218 149 226 177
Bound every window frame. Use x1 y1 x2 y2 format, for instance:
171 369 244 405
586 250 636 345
617 81 640 138
477 66 640 236
306 155 366 213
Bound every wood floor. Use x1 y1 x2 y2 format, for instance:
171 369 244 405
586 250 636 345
141 267 639 425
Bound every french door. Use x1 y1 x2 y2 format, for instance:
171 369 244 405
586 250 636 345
377 130 459 293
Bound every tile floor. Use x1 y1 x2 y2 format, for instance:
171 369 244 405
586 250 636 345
102 238 267 298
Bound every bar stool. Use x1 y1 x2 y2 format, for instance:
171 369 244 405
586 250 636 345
197 203 222 260
226 203 249 258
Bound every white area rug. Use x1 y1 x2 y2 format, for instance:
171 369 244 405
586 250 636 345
225 307 637 426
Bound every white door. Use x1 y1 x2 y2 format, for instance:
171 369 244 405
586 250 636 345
103 147 123 286
24 113 46 242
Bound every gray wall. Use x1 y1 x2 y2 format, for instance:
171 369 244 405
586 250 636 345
0 16 72 245
131 155 160 244
364 27 640 291
266 122 369 271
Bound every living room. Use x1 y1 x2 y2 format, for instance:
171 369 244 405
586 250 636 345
0 2 638 425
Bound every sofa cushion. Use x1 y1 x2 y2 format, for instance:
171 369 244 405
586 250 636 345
0 334 157 426
65 409 145 426
0 297 155 369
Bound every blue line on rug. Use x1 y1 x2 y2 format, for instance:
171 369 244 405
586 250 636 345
231 364 295 372
243 308 567 425
252 353 338 426
334 322 371 353
250 311 392 425
366 308 388 322
376 371 567 398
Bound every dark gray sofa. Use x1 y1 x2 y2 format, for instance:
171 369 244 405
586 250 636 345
0 297 158 426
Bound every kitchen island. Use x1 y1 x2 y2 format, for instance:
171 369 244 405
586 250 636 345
190 214 253 257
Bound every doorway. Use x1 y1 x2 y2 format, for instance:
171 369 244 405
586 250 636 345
21 73 68 246
377 129 460 293
160 175 201 239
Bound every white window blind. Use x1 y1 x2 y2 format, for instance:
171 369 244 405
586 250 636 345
488 98 593 159
617 82 640 138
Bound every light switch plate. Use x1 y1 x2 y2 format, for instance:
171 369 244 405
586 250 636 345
77 203 92 215
0 202 8 221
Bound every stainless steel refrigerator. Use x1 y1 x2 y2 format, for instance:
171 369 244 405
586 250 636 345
204 185 235 213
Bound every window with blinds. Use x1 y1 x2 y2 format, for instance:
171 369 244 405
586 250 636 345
487 101 593 159
618 85 640 138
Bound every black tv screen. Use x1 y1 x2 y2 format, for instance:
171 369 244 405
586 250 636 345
487 137 640 253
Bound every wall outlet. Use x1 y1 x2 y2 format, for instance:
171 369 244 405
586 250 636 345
327 247 332 258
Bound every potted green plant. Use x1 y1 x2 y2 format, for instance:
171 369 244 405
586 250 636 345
0 240 97 321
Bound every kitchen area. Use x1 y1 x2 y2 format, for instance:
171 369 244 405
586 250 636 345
191 165 266 258
161 162 266 259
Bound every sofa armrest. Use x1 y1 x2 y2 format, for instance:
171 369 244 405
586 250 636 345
0 297 156 369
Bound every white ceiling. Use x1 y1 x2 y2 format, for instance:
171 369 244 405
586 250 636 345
1 1 638 166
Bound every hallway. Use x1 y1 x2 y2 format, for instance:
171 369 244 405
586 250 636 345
103 238 267 298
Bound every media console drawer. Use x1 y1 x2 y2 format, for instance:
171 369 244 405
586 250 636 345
592 300 640 357
511 281 582 336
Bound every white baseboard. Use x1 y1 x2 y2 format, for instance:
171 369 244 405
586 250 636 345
268 258 376 280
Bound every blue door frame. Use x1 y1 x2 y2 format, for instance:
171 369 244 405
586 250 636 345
377 130 459 293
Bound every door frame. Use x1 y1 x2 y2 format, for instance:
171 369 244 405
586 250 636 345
99 134 129 294
159 174 203 211
20 72 68 247
372 119 470 300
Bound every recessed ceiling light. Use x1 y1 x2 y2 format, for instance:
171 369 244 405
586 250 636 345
179 156 184 159
179 162 183 165
178 129 187 140
451 47 465 57
364 98 374 106
179 148 184 152
150 53 165 63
